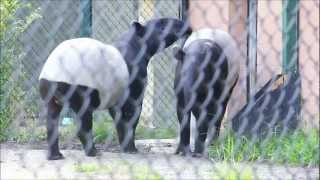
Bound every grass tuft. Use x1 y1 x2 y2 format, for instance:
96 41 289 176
208 129 319 167
93 120 117 144
212 162 254 180
74 162 162 180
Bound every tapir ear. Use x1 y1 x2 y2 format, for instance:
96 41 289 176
173 46 185 61
131 21 145 36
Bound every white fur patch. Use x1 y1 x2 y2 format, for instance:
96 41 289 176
183 28 240 87
39 38 129 109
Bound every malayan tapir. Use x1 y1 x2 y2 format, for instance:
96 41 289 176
173 28 239 157
39 18 191 160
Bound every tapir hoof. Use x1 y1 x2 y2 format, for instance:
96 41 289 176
85 146 98 157
191 152 207 158
121 146 138 154
174 145 192 156
47 152 64 160
192 149 209 158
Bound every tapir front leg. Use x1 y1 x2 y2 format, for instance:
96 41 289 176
110 75 146 153
110 99 141 153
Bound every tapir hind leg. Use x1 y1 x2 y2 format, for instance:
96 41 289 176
175 106 192 156
46 98 64 160
39 79 64 160
174 88 192 156
192 109 209 157
69 87 100 157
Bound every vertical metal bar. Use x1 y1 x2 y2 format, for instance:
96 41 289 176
139 0 156 128
282 0 301 126
154 0 160 18
179 0 189 21
282 0 299 74
63 0 92 124
80 0 92 37
247 0 257 98
179 0 189 46
133 0 139 21
179 0 196 150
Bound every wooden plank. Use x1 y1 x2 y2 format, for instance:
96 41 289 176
228 0 248 119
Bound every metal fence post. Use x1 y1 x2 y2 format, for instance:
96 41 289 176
247 0 257 98
61 0 92 125
282 0 301 127
282 0 299 74
133 0 139 21
179 0 189 21
80 0 92 37
179 0 196 151
139 0 156 128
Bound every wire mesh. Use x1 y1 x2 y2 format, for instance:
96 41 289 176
0 0 319 179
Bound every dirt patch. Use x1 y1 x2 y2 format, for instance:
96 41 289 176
1 139 175 153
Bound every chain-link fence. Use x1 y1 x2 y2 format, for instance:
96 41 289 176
1 0 319 179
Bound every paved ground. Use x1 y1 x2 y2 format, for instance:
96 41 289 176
1 140 319 180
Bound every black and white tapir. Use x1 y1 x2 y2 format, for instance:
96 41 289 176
173 28 240 157
39 18 191 160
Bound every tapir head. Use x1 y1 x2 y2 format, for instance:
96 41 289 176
115 18 192 66
131 18 192 56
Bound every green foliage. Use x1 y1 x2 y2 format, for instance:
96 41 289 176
0 0 40 141
93 119 117 143
3 115 176 144
136 125 176 140
212 162 254 180
93 116 176 143
5 126 47 143
208 129 319 167
74 162 163 180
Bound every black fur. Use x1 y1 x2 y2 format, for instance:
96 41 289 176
40 18 191 160
110 18 191 153
174 39 238 157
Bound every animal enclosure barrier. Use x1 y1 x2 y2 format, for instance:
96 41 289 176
0 0 319 179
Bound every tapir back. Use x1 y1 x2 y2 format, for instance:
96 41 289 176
183 28 239 88
39 38 129 109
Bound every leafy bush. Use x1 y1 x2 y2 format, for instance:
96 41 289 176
0 0 40 141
